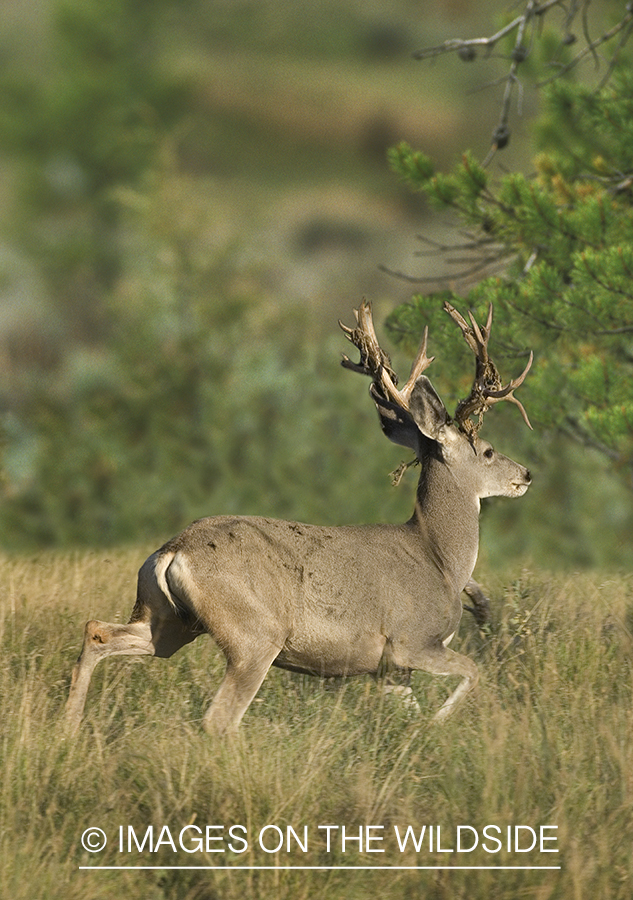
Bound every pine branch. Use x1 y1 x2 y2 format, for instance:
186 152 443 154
412 1 633 167
538 9 633 88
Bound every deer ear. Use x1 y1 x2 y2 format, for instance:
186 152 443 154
408 375 451 442
369 384 420 451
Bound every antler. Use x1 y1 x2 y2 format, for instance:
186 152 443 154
340 299 435 410
444 300 533 433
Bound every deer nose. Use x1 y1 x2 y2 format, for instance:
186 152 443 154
524 469 532 484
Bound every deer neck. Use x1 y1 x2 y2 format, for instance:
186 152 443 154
407 454 480 594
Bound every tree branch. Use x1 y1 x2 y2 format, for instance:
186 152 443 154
412 1 633 167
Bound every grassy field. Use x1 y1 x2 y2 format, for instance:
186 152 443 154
1 548 632 899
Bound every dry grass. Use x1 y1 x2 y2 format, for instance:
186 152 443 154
1 549 632 899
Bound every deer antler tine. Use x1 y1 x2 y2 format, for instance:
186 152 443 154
338 307 362 338
444 300 467 331
481 351 534 429
467 312 490 357
446 301 532 434
486 351 533 398
467 305 493 356
339 321 354 338
467 303 493 343
400 326 435 403
509 396 533 430
339 300 404 407
340 299 435 411
443 299 468 330
485 393 533 430
485 302 493 337
356 297 373 327
340 313 368 374
445 300 481 355
340 354 370 375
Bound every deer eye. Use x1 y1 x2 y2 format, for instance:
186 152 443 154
483 448 494 459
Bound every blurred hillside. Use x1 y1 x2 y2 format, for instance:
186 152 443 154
0 0 515 348
0 0 629 568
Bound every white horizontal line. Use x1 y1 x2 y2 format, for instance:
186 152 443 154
79 865 562 871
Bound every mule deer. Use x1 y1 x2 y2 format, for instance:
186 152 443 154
65 300 532 734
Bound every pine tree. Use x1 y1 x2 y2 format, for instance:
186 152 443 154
386 3 633 486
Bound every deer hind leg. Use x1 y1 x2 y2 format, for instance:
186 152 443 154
65 610 199 734
65 619 154 733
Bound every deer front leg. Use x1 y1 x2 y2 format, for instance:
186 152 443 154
408 641 479 723
382 683 421 712
430 646 479 722
65 619 155 733
463 578 492 626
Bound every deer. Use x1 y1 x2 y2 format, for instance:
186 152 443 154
65 300 532 735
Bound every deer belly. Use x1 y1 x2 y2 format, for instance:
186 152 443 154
274 627 386 677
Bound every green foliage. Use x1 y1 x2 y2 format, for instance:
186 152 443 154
0 0 195 313
0 0 192 181
388 146 488 220
387 62 633 484
387 143 435 190
0 0 424 550
0 163 414 549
